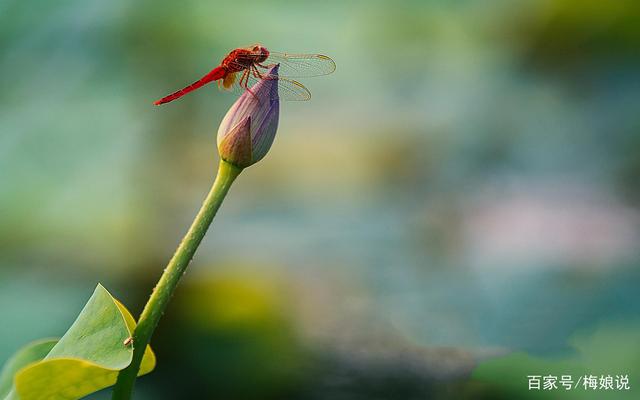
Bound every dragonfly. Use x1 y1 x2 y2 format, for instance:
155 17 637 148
153 45 335 105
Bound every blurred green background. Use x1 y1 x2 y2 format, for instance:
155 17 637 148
1 0 639 398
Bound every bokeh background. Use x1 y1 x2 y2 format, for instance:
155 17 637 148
1 0 640 398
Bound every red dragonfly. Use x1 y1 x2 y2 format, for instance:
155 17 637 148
154 45 335 105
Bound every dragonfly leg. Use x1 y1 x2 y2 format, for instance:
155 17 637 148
252 65 279 83
251 65 268 80
239 68 260 101
256 62 283 76
238 69 249 89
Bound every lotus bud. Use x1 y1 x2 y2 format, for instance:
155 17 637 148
217 65 280 168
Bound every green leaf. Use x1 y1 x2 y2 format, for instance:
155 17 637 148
1 284 155 400
0 340 58 399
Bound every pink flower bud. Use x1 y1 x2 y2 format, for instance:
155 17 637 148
217 65 280 168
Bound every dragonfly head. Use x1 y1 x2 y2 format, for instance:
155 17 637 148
250 44 269 63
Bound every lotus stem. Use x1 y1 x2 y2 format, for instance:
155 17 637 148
111 159 242 400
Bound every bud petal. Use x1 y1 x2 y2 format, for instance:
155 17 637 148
217 65 280 168
217 116 252 167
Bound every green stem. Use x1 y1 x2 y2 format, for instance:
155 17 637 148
112 160 242 400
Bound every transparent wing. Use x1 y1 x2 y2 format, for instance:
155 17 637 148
248 73 311 101
260 52 336 78
220 70 311 101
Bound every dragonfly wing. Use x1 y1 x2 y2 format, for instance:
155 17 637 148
260 52 336 78
274 78 311 101
245 73 311 101
223 68 311 101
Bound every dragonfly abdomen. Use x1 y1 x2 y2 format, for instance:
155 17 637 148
153 66 226 105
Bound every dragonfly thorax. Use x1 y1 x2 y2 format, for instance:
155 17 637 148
222 47 269 73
